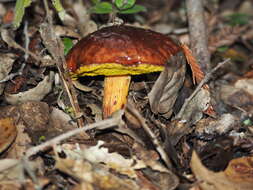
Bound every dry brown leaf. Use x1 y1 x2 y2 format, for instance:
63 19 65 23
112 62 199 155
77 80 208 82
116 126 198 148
5 72 54 105
209 26 248 53
195 113 236 136
191 151 253 190
148 52 186 118
55 141 178 190
0 159 23 182
0 53 15 95
0 118 17 154
219 78 253 113
6 122 31 159
56 141 170 179
175 88 210 124
181 44 215 116
55 148 140 190
225 156 253 184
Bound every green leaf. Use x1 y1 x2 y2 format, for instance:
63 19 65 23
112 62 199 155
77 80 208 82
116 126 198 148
51 0 64 12
226 13 250 26
115 0 124 8
115 0 135 10
243 118 252 126
62 37 73 55
89 2 113 14
118 4 147 14
217 46 229 53
51 0 65 20
13 0 32 29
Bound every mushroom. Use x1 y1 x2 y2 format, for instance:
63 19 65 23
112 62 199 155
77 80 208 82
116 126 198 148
66 25 183 118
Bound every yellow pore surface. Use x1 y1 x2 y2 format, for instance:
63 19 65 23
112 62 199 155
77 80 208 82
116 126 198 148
70 63 164 78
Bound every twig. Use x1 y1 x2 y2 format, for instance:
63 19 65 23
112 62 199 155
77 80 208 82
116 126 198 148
126 103 173 170
0 63 25 83
0 22 30 83
186 0 210 73
24 21 29 61
1 28 52 66
42 0 86 131
175 58 230 119
25 111 123 158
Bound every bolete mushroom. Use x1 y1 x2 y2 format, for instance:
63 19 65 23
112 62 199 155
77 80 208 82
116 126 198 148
66 25 184 118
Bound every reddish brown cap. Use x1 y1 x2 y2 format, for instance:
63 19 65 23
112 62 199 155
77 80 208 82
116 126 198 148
66 25 182 77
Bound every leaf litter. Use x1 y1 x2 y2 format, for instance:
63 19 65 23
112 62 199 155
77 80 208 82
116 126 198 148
0 0 253 190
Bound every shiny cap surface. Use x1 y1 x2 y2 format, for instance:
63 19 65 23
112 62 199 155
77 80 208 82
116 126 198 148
66 25 181 76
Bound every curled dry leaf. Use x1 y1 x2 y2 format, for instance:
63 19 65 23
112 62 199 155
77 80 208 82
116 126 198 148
195 113 236 136
57 140 171 176
175 88 211 124
6 122 31 159
72 2 98 36
54 25 81 39
87 103 102 122
191 151 253 190
55 140 177 190
219 78 253 113
56 157 139 190
148 52 186 118
0 118 17 154
209 26 248 53
0 159 23 181
5 71 54 105
0 53 15 95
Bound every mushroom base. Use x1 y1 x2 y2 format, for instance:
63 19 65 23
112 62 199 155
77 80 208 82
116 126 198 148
103 75 131 118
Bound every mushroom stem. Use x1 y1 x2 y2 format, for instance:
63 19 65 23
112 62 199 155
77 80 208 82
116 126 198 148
103 75 131 118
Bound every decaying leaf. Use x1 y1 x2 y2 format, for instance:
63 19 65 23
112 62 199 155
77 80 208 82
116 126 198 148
55 140 178 190
56 157 140 190
0 159 23 181
220 78 253 113
175 88 210 124
225 156 253 184
0 53 15 95
0 118 17 154
191 151 253 190
5 71 54 105
56 141 170 178
87 103 102 121
6 122 31 159
195 113 236 136
148 52 186 118
209 26 247 53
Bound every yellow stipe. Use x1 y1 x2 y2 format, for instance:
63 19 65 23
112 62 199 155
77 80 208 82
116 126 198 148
103 75 131 118
70 63 164 78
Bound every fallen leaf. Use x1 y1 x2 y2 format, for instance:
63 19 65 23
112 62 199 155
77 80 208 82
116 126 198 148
175 88 211 124
148 52 186 118
0 118 17 154
191 151 253 190
0 53 15 95
5 72 54 105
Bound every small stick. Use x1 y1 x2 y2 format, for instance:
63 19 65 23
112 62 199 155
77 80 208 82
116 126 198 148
42 0 86 131
25 111 123 158
126 103 173 169
176 58 230 119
